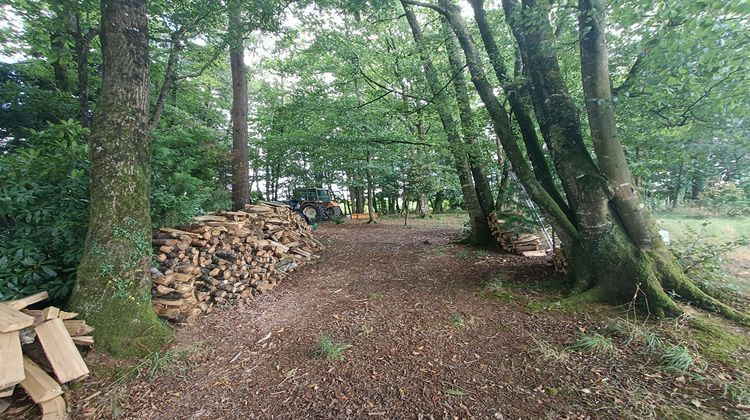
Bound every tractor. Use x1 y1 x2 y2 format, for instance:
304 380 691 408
283 188 343 223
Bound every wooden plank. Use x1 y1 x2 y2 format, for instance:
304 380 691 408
350 213 375 220
40 395 67 420
20 357 63 403
71 336 94 346
57 311 78 321
3 291 49 310
62 320 94 337
35 319 89 383
41 307 60 321
521 250 548 258
159 227 201 238
0 305 34 333
0 332 24 389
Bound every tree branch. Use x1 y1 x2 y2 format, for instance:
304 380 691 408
400 0 447 14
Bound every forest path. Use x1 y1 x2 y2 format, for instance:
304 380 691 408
71 217 733 419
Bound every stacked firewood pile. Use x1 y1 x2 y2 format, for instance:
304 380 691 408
151 201 324 323
487 213 544 256
1 291 93 419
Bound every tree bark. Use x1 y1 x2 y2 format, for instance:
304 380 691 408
69 0 172 356
433 0 579 242
73 20 97 128
579 0 653 248
442 19 494 219
433 190 445 213
50 30 70 92
229 4 250 211
402 2 492 245
468 0 571 220
366 151 376 223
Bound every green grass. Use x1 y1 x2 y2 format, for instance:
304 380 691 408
656 212 750 244
605 319 698 373
685 315 750 369
571 333 617 357
313 335 350 361
660 344 694 373
656 212 750 295
448 314 465 327
105 349 190 387
368 291 383 301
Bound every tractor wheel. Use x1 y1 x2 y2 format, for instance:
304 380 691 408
325 206 343 221
301 205 321 222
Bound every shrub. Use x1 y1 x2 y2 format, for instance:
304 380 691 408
0 120 90 301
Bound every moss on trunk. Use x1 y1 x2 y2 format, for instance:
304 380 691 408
565 224 749 325
68 0 171 357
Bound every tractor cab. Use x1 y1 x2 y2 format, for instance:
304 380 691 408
291 188 333 202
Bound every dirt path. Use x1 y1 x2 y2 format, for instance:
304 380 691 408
70 217 747 419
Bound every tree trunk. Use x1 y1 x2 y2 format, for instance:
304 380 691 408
366 151 376 224
433 190 444 213
229 4 249 211
356 187 365 214
496 160 509 211
579 0 653 248
418 193 429 218
51 30 70 92
468 0 572 220
149 35 181 132
74 21 97 128
69 0 171 357
442 19 494 218
402 2 491 245
435 0 579 242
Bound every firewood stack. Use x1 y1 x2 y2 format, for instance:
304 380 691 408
151 201 324 323
487 213 543 255
1 291 93 420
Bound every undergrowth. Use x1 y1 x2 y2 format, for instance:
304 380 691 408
313 335 350 361
571 333 617 357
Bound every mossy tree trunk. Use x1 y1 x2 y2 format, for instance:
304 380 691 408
229 0 250 211
402 2 492 246
69 0 172 357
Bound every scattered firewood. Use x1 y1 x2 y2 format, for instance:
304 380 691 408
151 202 324 323
0 293 93 419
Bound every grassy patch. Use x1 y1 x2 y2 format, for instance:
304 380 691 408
433 245 450 256
91 348 192 417
448 314 465 327
605 319 696 373
368 291 383 301
660 343 694 373
313 335 350 361
357 324 373 336
530 336 569 363
104 349 191 387
681 315 750 369
571 333 617 357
